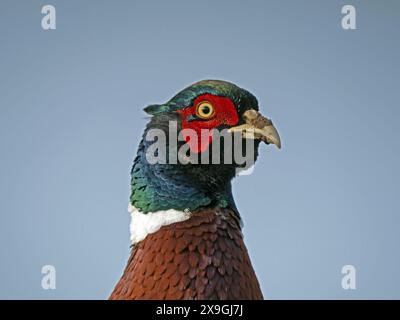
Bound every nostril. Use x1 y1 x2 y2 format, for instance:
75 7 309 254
243 109 258 120
243 110 272 129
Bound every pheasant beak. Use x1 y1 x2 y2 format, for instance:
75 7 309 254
228 109 281 149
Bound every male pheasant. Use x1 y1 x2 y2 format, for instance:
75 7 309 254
110 80 281 300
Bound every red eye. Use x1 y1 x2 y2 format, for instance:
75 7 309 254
196 101 215 119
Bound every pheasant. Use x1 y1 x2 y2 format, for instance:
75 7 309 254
109 80 281 300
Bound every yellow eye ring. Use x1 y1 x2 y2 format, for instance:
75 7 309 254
196 101 215 119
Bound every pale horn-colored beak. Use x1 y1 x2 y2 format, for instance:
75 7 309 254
228 109 281 149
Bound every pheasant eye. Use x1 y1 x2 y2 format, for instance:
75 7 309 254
196 101 215 119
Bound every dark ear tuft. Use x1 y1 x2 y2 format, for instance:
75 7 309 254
143 104 169 115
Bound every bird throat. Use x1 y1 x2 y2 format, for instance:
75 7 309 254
129 135 238 215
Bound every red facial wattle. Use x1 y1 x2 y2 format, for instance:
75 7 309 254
176 94 239 153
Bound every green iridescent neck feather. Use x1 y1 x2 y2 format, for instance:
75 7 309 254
130 115 238 213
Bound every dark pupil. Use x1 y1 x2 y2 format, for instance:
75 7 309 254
202 106 210 114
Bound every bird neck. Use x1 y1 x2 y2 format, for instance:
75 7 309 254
129 138 238 214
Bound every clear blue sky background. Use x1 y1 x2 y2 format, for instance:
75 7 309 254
0 0 399 299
